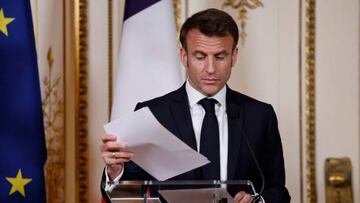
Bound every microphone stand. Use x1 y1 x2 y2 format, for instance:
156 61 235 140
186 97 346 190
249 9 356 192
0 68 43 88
228 104 264 203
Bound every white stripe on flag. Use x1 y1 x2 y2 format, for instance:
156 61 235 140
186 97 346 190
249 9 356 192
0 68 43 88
111 0 183 120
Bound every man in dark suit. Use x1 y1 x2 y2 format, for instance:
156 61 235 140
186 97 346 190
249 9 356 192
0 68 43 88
101 8 290 203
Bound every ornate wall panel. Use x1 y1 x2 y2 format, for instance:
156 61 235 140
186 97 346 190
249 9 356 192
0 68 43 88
173 0 182 35
42 47 65 203
108 0 113 117
33 0 66 202
222 0 263 45
73 0 89 202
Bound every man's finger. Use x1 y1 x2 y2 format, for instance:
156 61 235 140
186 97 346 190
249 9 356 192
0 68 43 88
234 191 254 203
103 156 132 165
101 133 117 143
105 151 134 159
102 151 134 164
234 191 246 202
102 141 129 152
240 194 253 203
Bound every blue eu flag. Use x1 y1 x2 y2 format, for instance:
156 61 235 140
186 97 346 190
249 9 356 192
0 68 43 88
0 0 47 202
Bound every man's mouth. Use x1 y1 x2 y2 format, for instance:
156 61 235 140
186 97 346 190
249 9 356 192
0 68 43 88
202 78 218 84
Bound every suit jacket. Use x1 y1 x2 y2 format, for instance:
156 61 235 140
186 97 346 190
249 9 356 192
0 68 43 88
101 83 290 203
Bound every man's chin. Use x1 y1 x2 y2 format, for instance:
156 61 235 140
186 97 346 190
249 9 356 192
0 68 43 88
201 86 221 97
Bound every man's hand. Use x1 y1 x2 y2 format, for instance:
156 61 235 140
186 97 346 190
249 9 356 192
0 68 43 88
234 191 254 203
100 133 134 180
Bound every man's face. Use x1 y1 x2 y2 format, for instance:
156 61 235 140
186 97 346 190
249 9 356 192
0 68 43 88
180 29 238 96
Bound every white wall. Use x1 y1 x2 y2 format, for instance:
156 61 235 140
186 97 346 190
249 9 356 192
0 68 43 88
316 0 359 202
88 0 126 202
88 0 109 202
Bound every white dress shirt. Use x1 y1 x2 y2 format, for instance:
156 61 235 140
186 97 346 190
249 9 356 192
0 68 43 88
185 81 228 181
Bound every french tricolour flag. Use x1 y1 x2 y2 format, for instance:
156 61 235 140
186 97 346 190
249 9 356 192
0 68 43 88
111 0 183 120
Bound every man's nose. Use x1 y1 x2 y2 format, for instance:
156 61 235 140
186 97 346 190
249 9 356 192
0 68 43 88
205 58 216 74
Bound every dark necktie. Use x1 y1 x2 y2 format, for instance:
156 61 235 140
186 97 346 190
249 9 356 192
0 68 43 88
198 98 220 180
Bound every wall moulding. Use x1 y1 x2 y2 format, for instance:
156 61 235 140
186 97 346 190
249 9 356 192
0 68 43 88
304 0 317 202
73 0 89 202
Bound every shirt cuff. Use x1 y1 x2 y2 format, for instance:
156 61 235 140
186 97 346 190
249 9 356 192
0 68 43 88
104 165 124 192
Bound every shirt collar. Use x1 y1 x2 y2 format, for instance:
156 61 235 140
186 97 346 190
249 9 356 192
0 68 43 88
185 79 227 108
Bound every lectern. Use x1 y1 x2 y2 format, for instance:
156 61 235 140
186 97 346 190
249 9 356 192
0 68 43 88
108 180 259 203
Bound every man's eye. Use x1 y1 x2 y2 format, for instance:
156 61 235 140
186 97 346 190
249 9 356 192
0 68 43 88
195 56 205 60
215 56 225 60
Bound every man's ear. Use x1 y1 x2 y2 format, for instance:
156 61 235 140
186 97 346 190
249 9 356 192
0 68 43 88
179 48 188 68
231 47 239 67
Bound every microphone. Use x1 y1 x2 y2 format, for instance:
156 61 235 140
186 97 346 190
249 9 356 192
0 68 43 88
227 104 265 203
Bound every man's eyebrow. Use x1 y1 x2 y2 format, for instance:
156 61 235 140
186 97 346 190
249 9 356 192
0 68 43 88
214 50 229 56
192 50 206 55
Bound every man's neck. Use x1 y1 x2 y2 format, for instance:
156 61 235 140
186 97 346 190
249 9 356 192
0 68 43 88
185 79 227 107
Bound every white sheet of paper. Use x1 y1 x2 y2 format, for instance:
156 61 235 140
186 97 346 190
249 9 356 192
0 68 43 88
104 107 210 181
159 188 234 203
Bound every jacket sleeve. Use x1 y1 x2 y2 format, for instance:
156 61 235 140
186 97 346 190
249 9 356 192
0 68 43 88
261 105 291 203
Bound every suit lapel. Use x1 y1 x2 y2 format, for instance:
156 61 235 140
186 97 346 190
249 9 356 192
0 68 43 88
227 87 244 179
167 85 246 179
170 84 197 151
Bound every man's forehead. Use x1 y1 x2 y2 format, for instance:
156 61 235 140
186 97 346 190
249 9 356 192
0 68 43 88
187 40 233 55
186 29 232 41
192 49 229 55
185 29 234 50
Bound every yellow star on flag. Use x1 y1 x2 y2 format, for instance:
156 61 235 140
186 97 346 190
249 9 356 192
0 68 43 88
6 169 32 197
0 8 15 36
